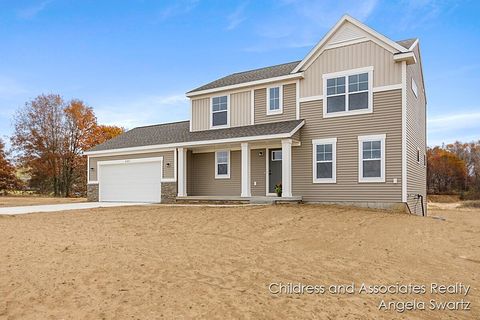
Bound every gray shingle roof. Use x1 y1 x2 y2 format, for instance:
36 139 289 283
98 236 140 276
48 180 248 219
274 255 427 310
88 119 304 152
187 61 301 94
396 38 417 50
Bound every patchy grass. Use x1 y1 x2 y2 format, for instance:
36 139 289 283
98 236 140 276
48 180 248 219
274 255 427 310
460 200 480 208
0 196 86 207
0 204 478 319
427 194 460 203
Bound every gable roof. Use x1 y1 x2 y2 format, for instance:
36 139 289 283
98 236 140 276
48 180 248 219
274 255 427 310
187 61 301 95
396 38 418 50
291 15 408 73
86 119 304 154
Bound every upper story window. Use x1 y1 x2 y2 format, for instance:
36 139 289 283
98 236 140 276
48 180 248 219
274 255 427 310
215 150 230 179
323 67 373 118
358 134 385 183
312 138 337 183
211 95 229 128
411 78 418 98
267 86 283 115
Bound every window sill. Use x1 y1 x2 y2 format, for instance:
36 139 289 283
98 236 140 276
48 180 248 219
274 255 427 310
313 179 336 184
215 175 230 180
210 124 230 130
324 108 372 118
267 109 283 116
358 178 385 183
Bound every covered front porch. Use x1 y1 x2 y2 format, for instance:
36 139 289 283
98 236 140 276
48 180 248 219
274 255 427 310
176 137 301 202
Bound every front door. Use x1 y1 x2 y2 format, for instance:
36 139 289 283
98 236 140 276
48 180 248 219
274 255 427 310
268 149 282 194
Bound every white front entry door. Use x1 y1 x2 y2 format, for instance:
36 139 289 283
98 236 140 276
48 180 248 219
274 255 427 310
98 159 162 203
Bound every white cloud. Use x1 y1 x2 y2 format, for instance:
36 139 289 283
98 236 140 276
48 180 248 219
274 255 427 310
226 3 248 31
245 0 378 52
95 94 189 130
17 0 54 19
153 0 199 22
428 111 480 146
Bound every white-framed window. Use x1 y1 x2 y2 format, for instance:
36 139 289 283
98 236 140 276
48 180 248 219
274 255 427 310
411 78 418 98
267 86 283 115
358 134 385 183
312 138 337 183
323 67 373 118
215 150 230 179
211 95 229 128
271 150 282 161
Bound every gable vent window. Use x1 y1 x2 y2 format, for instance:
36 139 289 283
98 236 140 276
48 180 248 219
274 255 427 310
211 95 228 127
323 67 373 118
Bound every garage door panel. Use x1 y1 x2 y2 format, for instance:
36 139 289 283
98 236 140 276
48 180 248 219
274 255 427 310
99 160 162 203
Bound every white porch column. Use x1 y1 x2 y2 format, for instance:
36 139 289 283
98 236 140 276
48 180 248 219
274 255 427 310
281 139 292 197
177 147 187 197
241 142 251 197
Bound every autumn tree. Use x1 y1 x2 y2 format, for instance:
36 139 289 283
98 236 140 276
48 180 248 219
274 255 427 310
12 94 123 197
427 147 467 194
0 138 21 194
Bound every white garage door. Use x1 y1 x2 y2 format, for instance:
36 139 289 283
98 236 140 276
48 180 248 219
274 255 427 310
99 158 162 203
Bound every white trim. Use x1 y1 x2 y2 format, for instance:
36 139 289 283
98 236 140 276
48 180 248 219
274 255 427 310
240 143 251 197
401 61 407 202
292 15 407 73
312 138 337 184
85 147 177 157
281 139 292 197
266 85 283 115
84 121 305 156
173 147 177 183
408 39 419 51
299 95 323 103
210 94 230 129
215 150 230 179
250 89 255 125
326 37 369 49
189 100 193 132
265 147 271 196
358 134 386 183
323 66 373 118
186 73 304 97
88 181 99 185
295 79 300 119
394 52 417 65
372 84 402 92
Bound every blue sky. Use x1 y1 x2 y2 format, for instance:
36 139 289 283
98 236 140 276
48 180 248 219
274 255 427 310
0 0 478 147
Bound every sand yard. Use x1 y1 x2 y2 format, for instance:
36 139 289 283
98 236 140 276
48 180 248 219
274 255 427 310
0 203 478 319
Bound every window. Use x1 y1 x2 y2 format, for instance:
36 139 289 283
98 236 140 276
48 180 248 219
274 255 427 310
423 154 426 167
211 95 228 127
412 78 418 98
215 150 230 179
271 150 282 161
267 86 282 114
323 67 373 117
417 148 420 163
358 134 385 182
312 138 337 183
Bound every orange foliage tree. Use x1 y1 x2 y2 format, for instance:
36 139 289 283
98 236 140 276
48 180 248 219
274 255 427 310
427 147 467 194
0 138 21 194
12 94 124 196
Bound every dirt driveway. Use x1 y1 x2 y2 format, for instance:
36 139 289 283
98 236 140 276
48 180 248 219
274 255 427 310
0 204 478 319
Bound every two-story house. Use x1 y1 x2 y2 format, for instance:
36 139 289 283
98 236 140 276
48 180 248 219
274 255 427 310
85 15 427 214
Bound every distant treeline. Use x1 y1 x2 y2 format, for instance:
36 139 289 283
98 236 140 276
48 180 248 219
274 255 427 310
428 141 480 199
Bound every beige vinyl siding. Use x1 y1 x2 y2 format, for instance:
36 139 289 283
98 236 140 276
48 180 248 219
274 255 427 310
254 83 296 124
187 150 194 195
293 90 403 202
190 151 241 196
88 151 175 181
406 45 427 215
191 98 210 131
251 148 266 196
231 91 251 127
300 41 402 98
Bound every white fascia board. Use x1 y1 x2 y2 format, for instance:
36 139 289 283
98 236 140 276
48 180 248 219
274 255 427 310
186 73 304 98
292 15 407 73
84 120 305 156
394 52 417 65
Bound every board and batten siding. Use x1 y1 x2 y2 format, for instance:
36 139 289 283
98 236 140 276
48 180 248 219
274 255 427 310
88 151 175 181
406 45 427 215
300 41 402 98
191 98 210 131
293 90 403 203
230 91 252 127
254 83 296 124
